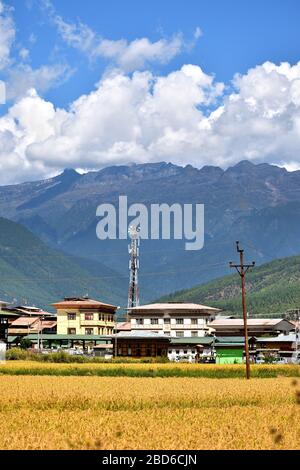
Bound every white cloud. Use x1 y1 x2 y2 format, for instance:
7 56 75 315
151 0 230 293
0 1 15 70
2 61 300 184
53 14 185 72
19 48 30 60
194 27 203 40
40 0 197 73
6 63 74 100
0 2 73 103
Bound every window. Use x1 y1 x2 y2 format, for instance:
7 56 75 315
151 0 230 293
164 318 170 324
67 313 76 321
176 318 184 325
85 313 94 321
68 328 76 335
85 328 93 335
136 318 144 325
191 331 198 337
176 350 180 355
176 331 184 338
192 350 196 354
164 332 171 336
184 350 188 355
151 318 159 325
191 318 198 325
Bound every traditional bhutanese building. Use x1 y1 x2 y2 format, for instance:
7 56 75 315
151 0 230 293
128 302 221 338
208 318 295 338
53 297 117 336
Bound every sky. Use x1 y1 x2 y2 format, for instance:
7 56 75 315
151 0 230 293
0 0 300 184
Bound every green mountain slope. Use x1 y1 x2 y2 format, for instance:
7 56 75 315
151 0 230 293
160 255 300 315
0 217 127 310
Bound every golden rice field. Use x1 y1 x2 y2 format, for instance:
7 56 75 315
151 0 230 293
1 360 300 378
0 372 299 450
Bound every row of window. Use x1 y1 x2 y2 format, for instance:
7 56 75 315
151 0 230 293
136 318 202 325
171 350 196 355
67 328 113 335
67 313 114 322
162 331 202 337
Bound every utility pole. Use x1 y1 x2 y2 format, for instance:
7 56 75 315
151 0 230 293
230 241 255 380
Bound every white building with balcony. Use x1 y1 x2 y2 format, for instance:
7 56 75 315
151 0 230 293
128 302 221 338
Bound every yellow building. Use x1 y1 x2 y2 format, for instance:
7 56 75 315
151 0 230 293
53 297 117 336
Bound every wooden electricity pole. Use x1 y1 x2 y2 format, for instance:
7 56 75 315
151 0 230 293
230 241 255 380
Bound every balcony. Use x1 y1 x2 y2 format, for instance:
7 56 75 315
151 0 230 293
81 320 115 327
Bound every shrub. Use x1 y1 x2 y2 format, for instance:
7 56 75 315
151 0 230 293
6 348 28 361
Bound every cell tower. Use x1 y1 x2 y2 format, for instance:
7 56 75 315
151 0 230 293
127 225 140 310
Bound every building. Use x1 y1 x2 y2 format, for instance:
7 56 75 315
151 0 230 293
53 297 118 336
24 333 112 351
115 321 131 332
0 301 20 342
8 317 57 338
128 302 220 338
113 331 170 358
256 334 299 362
214 337 258 364
168 337 214 362
10 306 54 318
209 318 295 338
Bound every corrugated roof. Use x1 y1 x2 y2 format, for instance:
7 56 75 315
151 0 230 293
114 331 169 339
40 321 57 329
129 303 221 313
0 311 19 318
257 334 297 343
216 336 246 344
7 336 17 343
116 322 131 331
52 298 117 310
209 319 292 327
170 337 214 345
10 317 38 327
25 334 112 341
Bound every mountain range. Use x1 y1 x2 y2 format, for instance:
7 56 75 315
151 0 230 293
1 160 300 302
0 217 127 310
160 253 300 315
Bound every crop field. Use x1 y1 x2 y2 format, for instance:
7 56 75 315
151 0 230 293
0 369 299 449
1 360 300 378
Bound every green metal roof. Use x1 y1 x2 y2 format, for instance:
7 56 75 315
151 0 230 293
0 311 19 318
170 337 214 346
25 334 112 342
215 336 246 343
7 336 18 343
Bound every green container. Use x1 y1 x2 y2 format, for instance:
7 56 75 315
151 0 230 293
216 348 243 365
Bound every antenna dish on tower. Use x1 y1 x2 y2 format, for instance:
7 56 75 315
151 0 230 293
128 225 140 240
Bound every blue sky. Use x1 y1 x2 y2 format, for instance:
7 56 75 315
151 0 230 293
7 0 300 107
0 0 300 184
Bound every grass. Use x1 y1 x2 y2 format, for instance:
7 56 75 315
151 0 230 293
0 375 299 450
0 361 299 378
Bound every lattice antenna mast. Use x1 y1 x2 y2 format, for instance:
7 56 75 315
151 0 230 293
127 225 140 310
